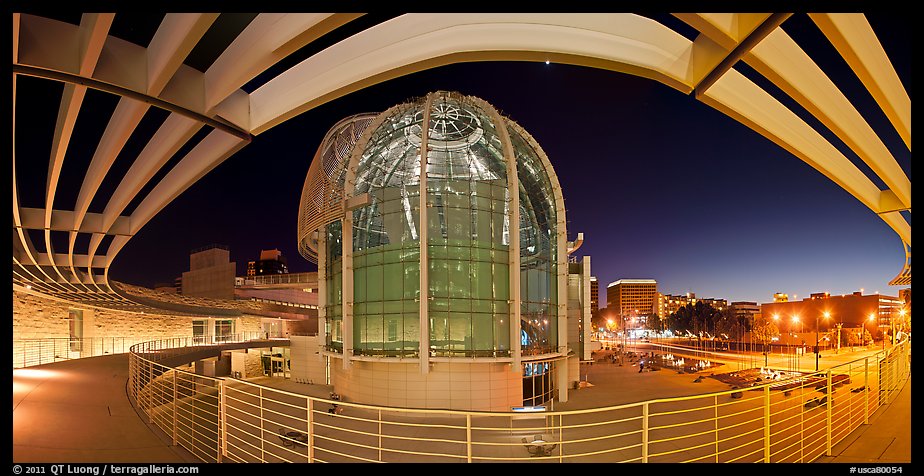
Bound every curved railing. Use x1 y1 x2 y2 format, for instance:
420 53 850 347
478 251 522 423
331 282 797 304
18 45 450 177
127 338 911 463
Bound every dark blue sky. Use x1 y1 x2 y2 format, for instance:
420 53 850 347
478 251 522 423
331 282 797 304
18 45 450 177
109 14 910 305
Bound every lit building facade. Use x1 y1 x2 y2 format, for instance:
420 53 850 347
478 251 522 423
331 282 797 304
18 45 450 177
249 249 289 276
296 91 583 411
658 292 728 319
607 279 657 328
760 292 904 334
730 301 760 322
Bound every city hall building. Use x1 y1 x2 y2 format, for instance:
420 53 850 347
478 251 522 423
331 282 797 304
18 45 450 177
296 91 591 411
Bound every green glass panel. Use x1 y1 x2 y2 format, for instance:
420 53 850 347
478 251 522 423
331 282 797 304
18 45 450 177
354 267 367 301
366 301 383 314
495 262 509 297
448 298 471 313
449 261 471 298
383 262 402 299
474 262 493 298
429 259 448 295
495 314 510 349
430 311 449 348
430 244 448 260
448 313 471 351
473 299 492 313
383 300 402 313
366 265 383 301
430 297 449 312
403 313 419 349
472 313 494 350
381 246 402 264
403 262 419 300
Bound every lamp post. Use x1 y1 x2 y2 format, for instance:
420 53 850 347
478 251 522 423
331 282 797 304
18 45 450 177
867 314 876 349
772 314 781 366
792 315 800 373
835 322 842 354
816 311 830 372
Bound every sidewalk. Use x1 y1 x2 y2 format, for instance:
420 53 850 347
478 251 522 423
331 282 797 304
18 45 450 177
815 375 911 463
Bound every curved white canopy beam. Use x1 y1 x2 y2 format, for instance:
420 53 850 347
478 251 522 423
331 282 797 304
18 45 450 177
699 68 910 246
809 13 911 151
249 13 729 134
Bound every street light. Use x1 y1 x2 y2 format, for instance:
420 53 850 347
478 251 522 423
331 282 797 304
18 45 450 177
867 314 876 348
772 314 781 362
792 315 800 372
816 311 830 371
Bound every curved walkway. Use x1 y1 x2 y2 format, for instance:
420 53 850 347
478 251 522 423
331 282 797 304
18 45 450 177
12 353 910 464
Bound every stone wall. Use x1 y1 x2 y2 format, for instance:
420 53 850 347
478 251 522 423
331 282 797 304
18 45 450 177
13 290 264 367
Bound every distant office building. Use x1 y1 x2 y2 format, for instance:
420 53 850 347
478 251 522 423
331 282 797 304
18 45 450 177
730 301 760 322
760 291 903 334
658 292 728 319
250 249 289 276
773 292 789 302
607 279 657 328
181 244 236 300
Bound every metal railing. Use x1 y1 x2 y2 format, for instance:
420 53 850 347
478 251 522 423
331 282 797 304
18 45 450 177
127 338 911 463
13 336 154 368
13 333 268 369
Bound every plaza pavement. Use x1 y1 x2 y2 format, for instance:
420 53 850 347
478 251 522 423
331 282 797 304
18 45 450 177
12 349 911 464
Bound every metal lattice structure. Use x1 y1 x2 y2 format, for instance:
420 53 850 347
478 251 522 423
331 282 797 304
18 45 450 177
297 113 377 263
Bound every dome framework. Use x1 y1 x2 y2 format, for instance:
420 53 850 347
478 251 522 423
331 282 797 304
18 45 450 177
298 91 569 408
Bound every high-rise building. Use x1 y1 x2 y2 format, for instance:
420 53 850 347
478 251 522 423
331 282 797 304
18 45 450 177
607 279 657 329
296 91 589 411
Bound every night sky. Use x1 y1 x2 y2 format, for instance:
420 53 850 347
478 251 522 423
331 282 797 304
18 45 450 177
107 13 911 305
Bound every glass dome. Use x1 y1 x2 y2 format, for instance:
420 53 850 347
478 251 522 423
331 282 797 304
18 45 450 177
300 91 564 359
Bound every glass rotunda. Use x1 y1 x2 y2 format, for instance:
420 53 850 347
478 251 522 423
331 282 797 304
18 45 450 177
297 91 571 411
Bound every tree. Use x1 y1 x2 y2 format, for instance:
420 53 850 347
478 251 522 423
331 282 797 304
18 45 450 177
751 316 779 366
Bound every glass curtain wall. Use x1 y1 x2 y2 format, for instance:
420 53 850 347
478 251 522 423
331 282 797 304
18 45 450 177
325 221 343 352
424 95 511 357
322 93 560 362
350 105 423 356
509 127 559 356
